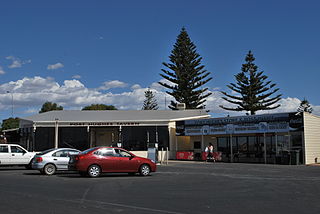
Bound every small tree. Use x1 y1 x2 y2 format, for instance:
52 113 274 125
297 98 313 113
159 27 212 110
220 51 281 115
142 89 159 110
82 104 117 110
1 117 20 130
39 102 63 113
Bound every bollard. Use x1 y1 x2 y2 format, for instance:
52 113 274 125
166 147 169 165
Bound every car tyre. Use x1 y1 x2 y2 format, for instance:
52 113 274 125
139 164 150 176
43 163 56 175
87 165 101 178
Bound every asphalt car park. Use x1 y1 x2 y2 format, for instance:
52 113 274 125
0 162 319 214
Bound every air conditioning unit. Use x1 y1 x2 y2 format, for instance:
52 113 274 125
176 103 186 110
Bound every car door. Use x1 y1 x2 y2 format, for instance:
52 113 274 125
52 150 70 170
0 145 10 165
95 148 119 172
10 145 30 164
115 149 140 172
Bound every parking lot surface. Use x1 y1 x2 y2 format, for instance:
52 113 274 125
0 162 319 214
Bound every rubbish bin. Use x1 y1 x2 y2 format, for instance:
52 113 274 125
280 151 290 165
290 150 300 165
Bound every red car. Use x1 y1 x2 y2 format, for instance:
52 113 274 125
69 147 156 177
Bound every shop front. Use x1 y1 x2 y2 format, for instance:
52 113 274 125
175 112 313 164
18 110 210 159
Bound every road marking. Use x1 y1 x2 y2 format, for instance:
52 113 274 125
78 199 185 214
79 187 90 205
0 188 185 214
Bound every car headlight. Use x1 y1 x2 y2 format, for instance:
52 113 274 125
151 160 155 163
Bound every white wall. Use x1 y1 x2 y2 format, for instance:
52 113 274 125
303 113 320 164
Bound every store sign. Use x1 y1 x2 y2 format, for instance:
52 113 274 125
69 122 140 126
184 122 289 136
176 112 303 136
184 113 292 126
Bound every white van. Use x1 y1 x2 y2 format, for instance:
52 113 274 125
0 144 37 167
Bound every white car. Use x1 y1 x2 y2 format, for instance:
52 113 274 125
0 144 37 168
32 148 80 175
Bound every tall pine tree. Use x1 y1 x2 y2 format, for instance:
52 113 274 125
159 28 212 110
142 89 159 110
220 51 281 115
297 98 313 113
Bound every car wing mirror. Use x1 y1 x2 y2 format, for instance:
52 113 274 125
129 155 135 160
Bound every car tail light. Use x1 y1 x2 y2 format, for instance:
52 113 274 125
36 157 43 162
75 155 85 161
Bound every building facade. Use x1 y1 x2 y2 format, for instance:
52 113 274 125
19 110 210 159
175 112 320 165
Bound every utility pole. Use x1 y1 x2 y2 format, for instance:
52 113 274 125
6 91 13 117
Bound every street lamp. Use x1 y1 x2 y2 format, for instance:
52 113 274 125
6 91 13 118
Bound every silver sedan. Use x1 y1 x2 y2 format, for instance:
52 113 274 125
32 148 80 175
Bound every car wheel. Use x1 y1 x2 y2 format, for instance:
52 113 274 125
43 164 56 175
87 165 101 178
139 164 150 176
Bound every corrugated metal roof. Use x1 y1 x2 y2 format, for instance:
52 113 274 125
20 110 210 122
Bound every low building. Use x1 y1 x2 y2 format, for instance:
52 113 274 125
175 112 320 165
19 110 210 159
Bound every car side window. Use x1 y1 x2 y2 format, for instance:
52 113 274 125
0 145 9 153
11 146 25 153
67 150 79 156
115 149 131 157
53 150 69 157
94 148 114 157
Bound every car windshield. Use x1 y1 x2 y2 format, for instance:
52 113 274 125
80 147 97 155
38 148 56 155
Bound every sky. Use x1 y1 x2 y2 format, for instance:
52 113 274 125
0 0 320 123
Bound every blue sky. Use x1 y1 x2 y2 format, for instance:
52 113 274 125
0 0 320 122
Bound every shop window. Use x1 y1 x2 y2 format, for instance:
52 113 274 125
291 133 302 148
59 127 89 151
194 141 201 149
122 126 169 151
238 137 248 153
248 136 256 154
217 137 229 154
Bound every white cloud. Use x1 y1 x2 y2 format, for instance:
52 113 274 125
0 77 319 119
131 84 141 90
6 56 31 68
47 62 64 70
99 80 128 90
24 108 38 114
72 75 81 79
204 91 310 117
0 66 5 74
